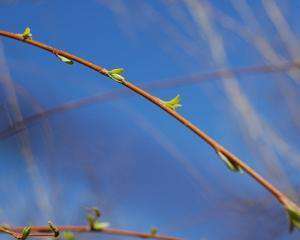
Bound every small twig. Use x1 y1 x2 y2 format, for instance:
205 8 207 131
24 233 54 238
0 226 54 239
1 226 181 240
0 226 20 238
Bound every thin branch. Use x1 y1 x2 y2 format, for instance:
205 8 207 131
1 226 181 240
0 226 20 238
0 40 53 219
0 29 298 221
0 226 54 239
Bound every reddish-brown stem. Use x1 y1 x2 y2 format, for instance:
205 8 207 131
0 29 297 214
24 233 54 238
123 81 287 202
0 226 20 238
1 226 181 240
0 227 54 239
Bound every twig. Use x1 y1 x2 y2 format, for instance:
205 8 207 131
0 29 298 226
0 226 20 238
0 226 54 239
1 226 181 240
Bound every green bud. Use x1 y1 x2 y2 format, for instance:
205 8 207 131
284 201 300 232
21 226 31 240
48 221 60 237
22 27 32 39
150 227 158 235
109 73 125 83
216 151 243 173
161 95 182 111
92 221 110 231
91 207 101 218
107 68 125 83
56 55 74 65
86 214 95 228
108 68 124 74
63 231 75 240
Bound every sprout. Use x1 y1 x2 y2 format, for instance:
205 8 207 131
63 231 75 240
150 227 158 235
48 221 60 237
21 27 32 39
161 95 182 111
216 151 243 173
92 222 110 231
20 226 31 240
284 201 300 232
107 68 125 83
86 207 106 230
56 55 74 65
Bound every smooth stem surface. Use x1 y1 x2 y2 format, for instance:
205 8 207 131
0 29 297 209
2 226 181 240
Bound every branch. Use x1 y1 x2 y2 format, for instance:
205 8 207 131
1 225 181 240
0 29 299 230
0 226 54 239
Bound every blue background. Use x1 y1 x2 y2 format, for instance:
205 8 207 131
0 1 300 239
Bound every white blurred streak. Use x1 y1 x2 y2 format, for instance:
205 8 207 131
99 1 205 67
14 83 54 148
206 2 300 168
162 1 200 41
230 0 261 33
262 0 300 59
115 102 219 203
183 0 297 197
96 0 137 40
98 1 300 197
0 41 52 220
214 1 300 84
228 0 300 128
210 4 283 63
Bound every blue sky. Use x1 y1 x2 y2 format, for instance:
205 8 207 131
0 1 300 239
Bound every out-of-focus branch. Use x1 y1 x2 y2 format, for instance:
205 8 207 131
1 61 300 140
206 1 300 170
0 40 53 220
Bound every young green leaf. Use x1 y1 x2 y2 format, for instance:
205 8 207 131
22 27 32 39
56 55 74 65
20 226 31 240
216 151 243 173
284 201 300 232
92 221 110 231
150 227 158 235
86 214 95 228
63 231 75 240
161 95 182 111
86 206 103 229
48 221 60 237
108 68 124 75
91 207 101 218
107 68 125 83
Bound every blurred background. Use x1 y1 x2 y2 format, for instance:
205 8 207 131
0 0 300 239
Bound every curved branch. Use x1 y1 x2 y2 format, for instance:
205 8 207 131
0 29 298 225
